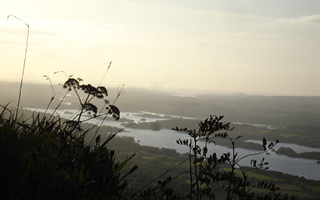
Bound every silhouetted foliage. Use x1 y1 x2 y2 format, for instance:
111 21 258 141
135 115 294 200
0 73 136 200
2 18 300 199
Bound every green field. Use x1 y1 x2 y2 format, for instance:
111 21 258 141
105 136 320 199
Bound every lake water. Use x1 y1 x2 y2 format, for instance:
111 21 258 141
24 108 320 180
245 139 320 153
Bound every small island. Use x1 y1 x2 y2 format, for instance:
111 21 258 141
276 147 320 164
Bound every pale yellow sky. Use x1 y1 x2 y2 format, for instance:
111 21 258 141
0 0 319 95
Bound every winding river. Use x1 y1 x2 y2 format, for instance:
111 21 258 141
24 108 320 181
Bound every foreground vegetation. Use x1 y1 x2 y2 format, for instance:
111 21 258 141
0 75 138 200
106 136 320 199
1 71 318 199
0 73 303 199
2 16 318 199
0 109 133 199
1 104 302 199
2 108 319 199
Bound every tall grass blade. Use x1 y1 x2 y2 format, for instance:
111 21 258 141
7 15 29 120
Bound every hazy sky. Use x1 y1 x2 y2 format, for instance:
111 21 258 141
0 0 319 95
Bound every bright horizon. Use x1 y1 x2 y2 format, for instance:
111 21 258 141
0 0 319 96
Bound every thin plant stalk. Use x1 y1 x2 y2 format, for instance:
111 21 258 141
226 141 236 200
43 75 57 115
98 61 112 86
7 15 29 120
189 144 193 200
48 90 69 121
113 84 125 104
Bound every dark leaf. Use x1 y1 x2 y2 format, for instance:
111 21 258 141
97 86 108 96
108 105 120 120
63 78 80 90
83 103 98 114
262 138 267 150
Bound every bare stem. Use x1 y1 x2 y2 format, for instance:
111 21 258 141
113 84 125 104
7 15 29 120
98 61 112 86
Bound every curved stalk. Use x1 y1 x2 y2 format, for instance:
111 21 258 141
7 15 29 119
